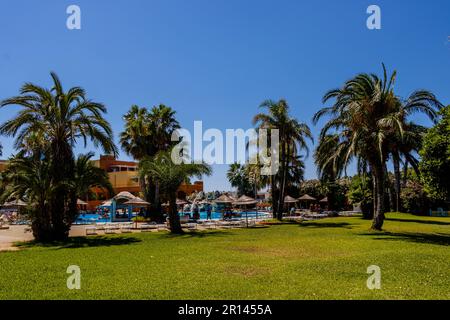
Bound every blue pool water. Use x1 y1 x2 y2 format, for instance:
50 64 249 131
75 213 110 224
182 211 264 220
75 211 267 224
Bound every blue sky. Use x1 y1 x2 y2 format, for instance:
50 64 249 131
0 0 449 191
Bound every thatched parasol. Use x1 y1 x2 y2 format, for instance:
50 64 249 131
124 197 151 229
77 199 88 206
214 194 235 204
233 195 258 227
124 197 150 206
298 194 317 201
233 195 258 206
284 196 298 203
113 191 136 201
298 194 317 210
1 199 27 208
176 199 189 206
319 197 328 203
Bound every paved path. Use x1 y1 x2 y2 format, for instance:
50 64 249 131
0 225 87 252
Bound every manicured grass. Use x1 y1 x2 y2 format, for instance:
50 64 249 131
0 213 449 300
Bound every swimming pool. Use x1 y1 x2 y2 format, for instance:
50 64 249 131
75 211 269 224
75 213 110 224
181 211 266 220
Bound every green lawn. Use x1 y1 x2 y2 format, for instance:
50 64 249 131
0 213 449 300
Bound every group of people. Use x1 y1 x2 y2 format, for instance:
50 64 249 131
186 204 213 221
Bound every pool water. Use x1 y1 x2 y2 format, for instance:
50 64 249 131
181 211 264 220
75 213 110 224
75 211 268 224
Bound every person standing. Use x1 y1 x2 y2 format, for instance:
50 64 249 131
206 205 212 220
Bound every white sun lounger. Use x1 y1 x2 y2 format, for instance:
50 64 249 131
185 223 197 230
85 226 97 235
140 224 157 232
120 223 133 233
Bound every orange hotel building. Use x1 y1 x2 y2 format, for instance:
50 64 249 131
88 155 203 210
0 156 204 210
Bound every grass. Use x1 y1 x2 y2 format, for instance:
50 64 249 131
0 213 449 300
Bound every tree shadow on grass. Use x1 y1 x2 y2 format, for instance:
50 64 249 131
386 218 450 226
16 236 142 250
299 222 353 229
359 231 450 246
159 230 234 239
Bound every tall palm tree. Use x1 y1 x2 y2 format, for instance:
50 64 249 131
253 99 312 219
139 151 211 233
120 104 180 160
314 64 442 230
0 72 117 241
120 104 180 215
120 105 152 159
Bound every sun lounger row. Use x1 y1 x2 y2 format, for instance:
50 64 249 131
85 222 136 235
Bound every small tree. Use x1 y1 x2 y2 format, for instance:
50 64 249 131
347 175 373 219
139 151 211 234
419 105 450 204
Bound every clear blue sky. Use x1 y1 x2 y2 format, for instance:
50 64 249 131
0 0 449 191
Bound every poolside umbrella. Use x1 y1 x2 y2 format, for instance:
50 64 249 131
213 194 235 204
176 199 189 206
319 197 328 203
124 197 150 229
284 196 298 203
113 191 136 201
100 200 112 207
298 194 316 210
2 199 27 208
77 199 88 206
233 195 258 227
284 196 298 216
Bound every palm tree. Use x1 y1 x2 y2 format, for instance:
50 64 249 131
388 122 427 212
120 105 152 159
314 64 442 230
139 151 211 233
0 72 117 241
0 153 54 241
227 163 250 197
120 104 180 216
253 99 312 219
120 104 180 160
74 152 113 201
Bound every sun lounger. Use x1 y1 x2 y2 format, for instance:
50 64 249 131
95 222 106 230
203 222 216 230
120 223 133 233
140 224 157 232
156 224 168 231
105 224 120 234
186 223 197 230
85 226 97 235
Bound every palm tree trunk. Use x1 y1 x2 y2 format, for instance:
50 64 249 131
384 164 394 212
393 152 401 212
277 142 287 220
50 140 75 241
402 162 408 188
371 164 386 231
270 176 278 219
168 192 183 234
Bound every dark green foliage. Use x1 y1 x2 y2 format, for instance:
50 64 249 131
419 105 450 202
